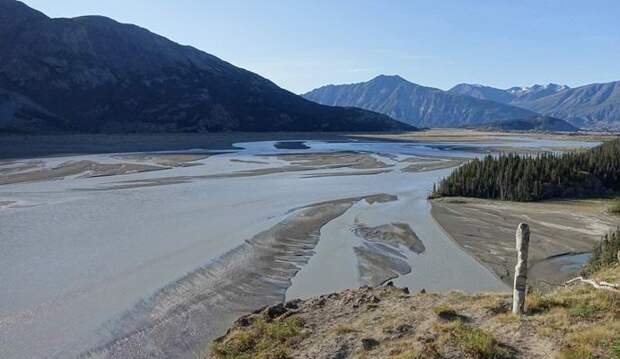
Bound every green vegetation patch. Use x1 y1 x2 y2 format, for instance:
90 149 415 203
583 227 620 275
437 321 513 359
432 138 620 202
210 315 305 359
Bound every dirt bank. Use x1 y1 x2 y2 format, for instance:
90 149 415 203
430 197 617 288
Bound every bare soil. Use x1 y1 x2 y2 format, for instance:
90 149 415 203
430 197 617 288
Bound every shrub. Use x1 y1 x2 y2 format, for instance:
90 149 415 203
582 227 620 275
442 321 512 359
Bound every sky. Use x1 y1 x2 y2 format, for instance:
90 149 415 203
22 0 620 94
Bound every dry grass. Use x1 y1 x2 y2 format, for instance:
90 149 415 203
432 304 457 317
334 324 358 335
526 265 620 358
609 199 620 215
210 265 619 359
434 320 513 359
210 315 305 359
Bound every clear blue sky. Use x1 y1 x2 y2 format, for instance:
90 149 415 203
22 0 620 93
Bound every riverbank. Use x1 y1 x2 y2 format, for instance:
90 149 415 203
0 129 611 160
430 197 617 289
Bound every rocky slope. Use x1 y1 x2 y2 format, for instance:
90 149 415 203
210 264 619 359
449 83 569 105
522 81 620 130
450 82 620 130
0 0 412 133
302 75 538 128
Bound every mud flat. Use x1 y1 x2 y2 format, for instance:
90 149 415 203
352 128 615 144
431 197 617 288
401 159 466 173
88 151 394 190
0 160 165 185
276 152 391 170
113 153 210 167
84 194 396 359
351 221 426 286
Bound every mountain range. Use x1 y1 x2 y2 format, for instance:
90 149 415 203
449 83 570 105
305 76 620 130
303 75 540 128
449 82 620 129
2 0 618 133
0 0 413 133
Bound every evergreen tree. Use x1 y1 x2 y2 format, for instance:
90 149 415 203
431 139 620 202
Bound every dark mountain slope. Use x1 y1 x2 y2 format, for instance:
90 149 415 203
474 115 578 132
0 0 412 133
303 75 538 128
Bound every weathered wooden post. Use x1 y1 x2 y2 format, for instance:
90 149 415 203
512 223 530 315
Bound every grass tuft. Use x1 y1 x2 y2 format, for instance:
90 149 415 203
432 304 460 320
334 324 358 335
612 339 620 359
525 289 563 314
437 321 513 359
567 302 601 318
210 315 304 359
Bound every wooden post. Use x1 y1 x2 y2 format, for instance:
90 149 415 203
512 223 530 315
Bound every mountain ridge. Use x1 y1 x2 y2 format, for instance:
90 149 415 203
0 0 413 133
450 81 620 129
303 75 539 128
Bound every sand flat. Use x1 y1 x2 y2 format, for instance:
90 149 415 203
431 197 617 288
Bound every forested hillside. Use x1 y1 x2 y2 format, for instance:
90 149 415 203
431 138 620 201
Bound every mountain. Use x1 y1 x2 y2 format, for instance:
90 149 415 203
520 81 620 129
303 75 538 128
447 83 515 104
474 115 579 132
0 0 413 133
450 82 620 130
449 83 569 104
507 84 570 103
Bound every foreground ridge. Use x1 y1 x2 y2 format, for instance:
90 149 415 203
209 242 620 358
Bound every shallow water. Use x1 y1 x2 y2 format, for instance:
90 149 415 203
0 137 597 359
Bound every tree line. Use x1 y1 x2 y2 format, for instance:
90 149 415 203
431 138 620 202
